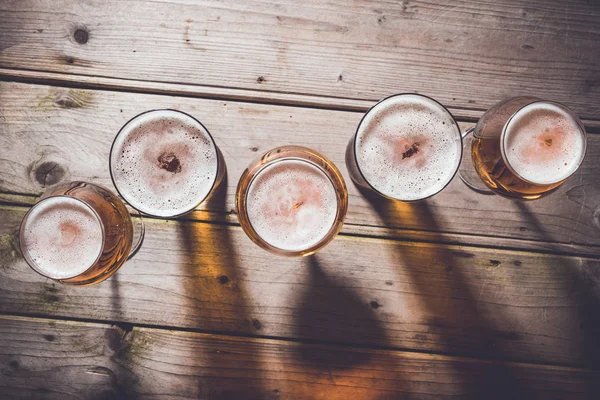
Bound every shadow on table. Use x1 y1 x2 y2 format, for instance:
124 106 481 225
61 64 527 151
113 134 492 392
292 255 387 369
515 202 600 372
110 274 123 321
178 171 265 399
358 185 525 397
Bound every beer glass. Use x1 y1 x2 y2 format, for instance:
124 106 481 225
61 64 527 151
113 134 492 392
110 109 225 218
236 146 348 257
19 182 144 286
459 97 587 200
346 94 463 201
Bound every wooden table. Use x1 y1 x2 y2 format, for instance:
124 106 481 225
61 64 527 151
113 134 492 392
1 1 599 398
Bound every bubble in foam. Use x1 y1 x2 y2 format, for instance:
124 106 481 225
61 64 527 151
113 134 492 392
246 159 338 252
502 102 586 185
355 94 462 201
110 110 219 217
21 197 104 279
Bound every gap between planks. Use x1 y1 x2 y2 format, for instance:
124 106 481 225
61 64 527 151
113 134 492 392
2 311 599 373
1 67 599 132
1 200 598 263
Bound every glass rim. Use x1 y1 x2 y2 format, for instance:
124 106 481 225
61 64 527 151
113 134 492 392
109 108 222 218
236 145 348 257
500 100 588 186
19 195 106 280
352 93 463 202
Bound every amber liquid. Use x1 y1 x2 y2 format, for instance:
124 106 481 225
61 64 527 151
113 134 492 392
471 137 564 200
236 146 348 257
41 182 133 285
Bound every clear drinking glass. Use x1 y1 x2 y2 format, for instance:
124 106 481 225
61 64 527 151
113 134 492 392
110 109 225 218
459 97 587 200
346 94 463 202
236 146 348 257
19 182 144 286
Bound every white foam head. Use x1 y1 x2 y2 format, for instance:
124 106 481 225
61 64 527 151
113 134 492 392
246 159 338 252
502 102 586 185
111 110 219 217
355 94 462 201
20 197 104 279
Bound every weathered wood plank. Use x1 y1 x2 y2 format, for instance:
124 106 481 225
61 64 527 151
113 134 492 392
2 205 600 367
1 82 599 253
1 315 599 400
0 0 598 120
3 67 600 131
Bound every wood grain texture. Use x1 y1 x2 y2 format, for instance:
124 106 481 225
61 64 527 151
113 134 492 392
1 315 599 400
1 82 599 254
3 67 600 131
2 205 600 367
0 0 598 120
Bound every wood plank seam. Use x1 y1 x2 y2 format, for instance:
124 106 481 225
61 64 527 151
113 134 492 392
2 67 599 132
1 200 598 260
0 67 484 117
2 311 599 373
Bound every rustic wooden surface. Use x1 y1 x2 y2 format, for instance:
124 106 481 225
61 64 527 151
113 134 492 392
1 0 600 398
1 0 599 121
1 82 599 256
2 315 600 400
2 203 600 368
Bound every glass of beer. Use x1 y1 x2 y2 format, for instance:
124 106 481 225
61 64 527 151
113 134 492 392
459 97 587 200
346 94 463 201
19 182 143 286
110 109 225 218
236 146 348 256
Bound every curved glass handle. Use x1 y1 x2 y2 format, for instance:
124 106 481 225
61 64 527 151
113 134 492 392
461 126 475 140
458 127 495 194
117 194 145 260
127 209 145 260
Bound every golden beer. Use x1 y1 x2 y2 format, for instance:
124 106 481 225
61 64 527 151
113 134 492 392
110 110 225 218
236 146 347 257
346 94 462 201
20 182 137 285
470 97 586 200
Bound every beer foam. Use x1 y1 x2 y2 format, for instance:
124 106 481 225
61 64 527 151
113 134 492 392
355 94 462 201
246 159 338 252
502 102 586 185
111 110 219 217
21 197 104 279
